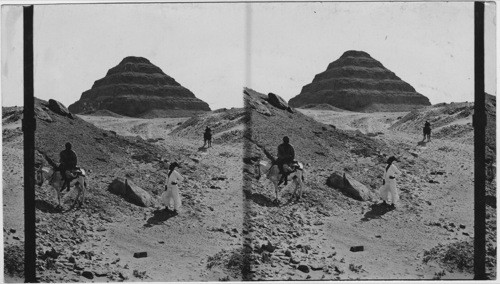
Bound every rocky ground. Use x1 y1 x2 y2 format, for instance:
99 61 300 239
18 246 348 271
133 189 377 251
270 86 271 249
242 88 496 280
3 100 246 282
3 93 496 282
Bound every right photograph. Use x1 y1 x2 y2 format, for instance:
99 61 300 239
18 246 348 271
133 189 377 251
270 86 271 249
242 1 496 280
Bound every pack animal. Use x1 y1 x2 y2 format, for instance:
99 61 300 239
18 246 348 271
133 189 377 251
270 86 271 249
35 158 88 209
256 160 305 203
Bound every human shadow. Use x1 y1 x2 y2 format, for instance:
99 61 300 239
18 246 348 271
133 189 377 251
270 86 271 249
35 199 63 214
361 202 394 221
243 190 279 207
198 146 208 152
417 141 427 146
144 208 177 227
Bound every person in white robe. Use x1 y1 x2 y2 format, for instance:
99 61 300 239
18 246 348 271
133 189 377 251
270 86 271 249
380 156 402 208
162 162 185 214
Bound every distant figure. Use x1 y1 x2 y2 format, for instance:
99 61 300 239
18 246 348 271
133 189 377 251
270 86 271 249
203 127 212 148
162 162 184 215
276 136 295 186
423 121 431 142
379 156 402 209
59 142 78 192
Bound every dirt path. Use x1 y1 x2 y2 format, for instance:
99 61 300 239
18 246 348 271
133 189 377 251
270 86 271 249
97 138 245 281
245 109 477 280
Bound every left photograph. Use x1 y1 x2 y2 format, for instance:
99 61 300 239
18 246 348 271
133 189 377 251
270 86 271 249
2 4 246 282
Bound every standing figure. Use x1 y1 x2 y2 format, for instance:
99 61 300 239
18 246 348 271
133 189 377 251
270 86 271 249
162 162 184 215
59 142 78 192
203 126 212 148
379 156 402 209
423 121 431 142
276 136 295 186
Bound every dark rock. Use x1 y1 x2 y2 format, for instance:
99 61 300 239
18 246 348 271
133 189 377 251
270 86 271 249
68 56 210 117
82 271 94 279
297 264 310 273
459 224 466 229
350 246 364 252
288 50 431 112
40 248 61 260
108 178 153 207
68 256 76 263
310 263 324 271
326 172 374 201
133 252 148 258
268 93 289 110
244 88 272 116
285 250 292 257
48 99 74 118
94 270 108 277
261 241 276 253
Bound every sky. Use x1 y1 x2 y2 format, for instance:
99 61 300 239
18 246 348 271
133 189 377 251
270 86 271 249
1 2 497 109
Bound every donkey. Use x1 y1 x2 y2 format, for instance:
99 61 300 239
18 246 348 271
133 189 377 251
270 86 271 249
256 160 305 203
35 158 87 209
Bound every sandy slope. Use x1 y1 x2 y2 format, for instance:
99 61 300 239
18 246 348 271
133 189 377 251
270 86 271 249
243 92 494 281
278 108 492 280
3 108 245 282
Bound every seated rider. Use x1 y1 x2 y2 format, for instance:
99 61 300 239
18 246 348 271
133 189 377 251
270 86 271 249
59 142 78 192
276 136 295 185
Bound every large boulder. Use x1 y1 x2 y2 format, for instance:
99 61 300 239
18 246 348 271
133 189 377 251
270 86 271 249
35 106 53 122
326 172 374 201
289 50 431 112
68 56 210 117
108 177 153 207
268 93 288 110
48 99 73 119
244 88 271 116
268 93 294 114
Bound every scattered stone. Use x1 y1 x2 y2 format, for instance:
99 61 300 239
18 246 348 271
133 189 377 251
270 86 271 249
350 246 364 252
459 224 466 229
310 263 324 271
313 220 324 226
81 271 94 279
326 172 374 201
68 256 76 263
297 264 310 273
48 99 74 118
108 178 153 207
290 257 301 264
94 270 108 277
285 250 292 257
261 241 276 253
375 235 382 238
133 252 148 258
9 229 16 234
